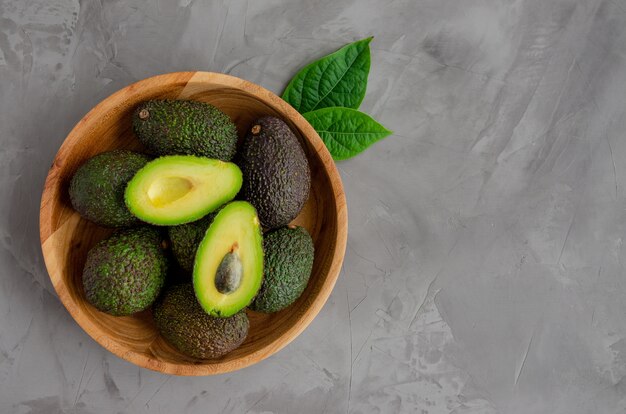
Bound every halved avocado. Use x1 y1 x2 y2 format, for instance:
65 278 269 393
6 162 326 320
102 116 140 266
124 155 242 226
193 201 264 317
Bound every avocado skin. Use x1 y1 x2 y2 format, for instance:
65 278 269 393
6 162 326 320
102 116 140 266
250 226 314 313
82 227 168 316
133 100 238 161
238 116 311 229
154 284 249 359
69 150 151 227
167 213 215 273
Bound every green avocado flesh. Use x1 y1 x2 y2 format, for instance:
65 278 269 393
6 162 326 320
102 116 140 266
133 100 238 161
82 227 168 316
250 226 314 313
154 284 249 359
124 155 242 226
69 150 151 227
193 201 264 317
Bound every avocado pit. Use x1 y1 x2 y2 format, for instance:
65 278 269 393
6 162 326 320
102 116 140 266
215 244 243 294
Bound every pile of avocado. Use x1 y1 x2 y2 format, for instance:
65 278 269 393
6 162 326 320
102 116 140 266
69 99 314 359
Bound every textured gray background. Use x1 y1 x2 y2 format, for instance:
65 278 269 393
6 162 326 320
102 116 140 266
2 0 626 413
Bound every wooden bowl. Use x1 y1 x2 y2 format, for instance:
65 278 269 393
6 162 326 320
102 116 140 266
39 72 347 376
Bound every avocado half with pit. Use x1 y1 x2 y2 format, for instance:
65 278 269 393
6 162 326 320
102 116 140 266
124 155 242 226
193 201 264 317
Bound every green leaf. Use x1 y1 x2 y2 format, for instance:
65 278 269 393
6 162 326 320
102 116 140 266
303 107 392 160
282 37 372 113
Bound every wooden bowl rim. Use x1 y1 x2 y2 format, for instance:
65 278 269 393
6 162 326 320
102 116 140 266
39 71 348 376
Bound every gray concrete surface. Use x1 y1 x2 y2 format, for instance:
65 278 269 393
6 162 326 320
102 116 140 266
2 0 626 412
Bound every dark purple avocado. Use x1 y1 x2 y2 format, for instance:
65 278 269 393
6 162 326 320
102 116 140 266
238 116 311 229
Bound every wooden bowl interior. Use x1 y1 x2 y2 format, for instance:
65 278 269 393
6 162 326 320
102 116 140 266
41 73 342 374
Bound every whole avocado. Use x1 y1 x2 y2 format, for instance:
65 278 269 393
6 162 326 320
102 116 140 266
167 213 215 272
82 227 168 316
69 150 151 227
133 100 238 161
250 226 314 313
238 116 311 229
153 284 249 359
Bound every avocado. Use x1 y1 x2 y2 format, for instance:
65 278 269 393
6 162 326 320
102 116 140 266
82 227 168 316
167 213 214 272
69 150 151 227
133 100 238 161
124 155 242 226
250 226 314 313
193 201 264 317
238 116 311 229
154 284 249 359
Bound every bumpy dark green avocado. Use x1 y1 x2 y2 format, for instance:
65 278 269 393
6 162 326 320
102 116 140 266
82 227 168 316
133 100 238 161
250 226 314 313
153 284 249 359
167 213 214 272
69 150 151 227
238 116 311 229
